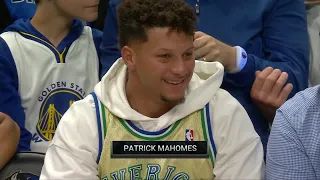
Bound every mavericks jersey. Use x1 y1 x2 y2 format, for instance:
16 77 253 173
91 93 217 180
0 27 99 153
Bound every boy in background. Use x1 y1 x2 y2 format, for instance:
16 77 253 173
0 0 101 154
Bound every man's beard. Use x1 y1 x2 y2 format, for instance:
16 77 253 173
160 95 186 106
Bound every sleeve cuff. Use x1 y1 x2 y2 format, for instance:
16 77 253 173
228 46 248 74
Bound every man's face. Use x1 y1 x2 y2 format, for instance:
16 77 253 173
130 27 195 105
55 0 99 22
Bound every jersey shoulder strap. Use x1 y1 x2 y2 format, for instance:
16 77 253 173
201 103 217 167
91 92 107 163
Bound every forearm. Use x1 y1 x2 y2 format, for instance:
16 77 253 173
0 116 20 169
225 0 309 95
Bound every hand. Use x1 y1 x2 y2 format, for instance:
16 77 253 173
193 31 237 71
0 112 20 169
250 67 293 122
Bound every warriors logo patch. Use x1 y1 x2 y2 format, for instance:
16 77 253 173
36 87 83 141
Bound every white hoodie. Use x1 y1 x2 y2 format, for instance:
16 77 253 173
40 59 265 179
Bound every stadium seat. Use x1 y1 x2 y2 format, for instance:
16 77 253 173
0 152 45 180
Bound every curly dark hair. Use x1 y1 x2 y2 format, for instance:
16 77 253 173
117 0 197 49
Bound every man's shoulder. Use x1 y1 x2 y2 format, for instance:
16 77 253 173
280 85 320 117
208 88 253 126
70 94 96 111
55 94 98 137
58 94 97 121
213 88 242 107
279 85 320 130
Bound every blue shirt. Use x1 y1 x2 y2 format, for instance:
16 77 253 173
266 85 320 179
100 0 310 152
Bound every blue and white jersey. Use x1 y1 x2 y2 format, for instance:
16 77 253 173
0 19 101 153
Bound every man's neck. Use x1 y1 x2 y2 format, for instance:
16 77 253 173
30 3 72 47
126 77 173 118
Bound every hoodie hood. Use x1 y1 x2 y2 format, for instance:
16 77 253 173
4 18 84 46
94 58 224 130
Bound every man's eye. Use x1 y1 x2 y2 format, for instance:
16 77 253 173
158 54 171 58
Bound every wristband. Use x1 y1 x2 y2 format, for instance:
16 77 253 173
228 46 247 73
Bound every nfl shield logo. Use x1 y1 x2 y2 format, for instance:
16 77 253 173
185 129 194 141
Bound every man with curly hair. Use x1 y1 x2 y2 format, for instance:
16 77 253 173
40 0 264 179
100 0 309 154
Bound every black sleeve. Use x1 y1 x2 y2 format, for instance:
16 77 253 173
0 1 12 32
91 0 110 31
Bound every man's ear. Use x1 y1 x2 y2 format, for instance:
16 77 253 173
121 46 136 70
